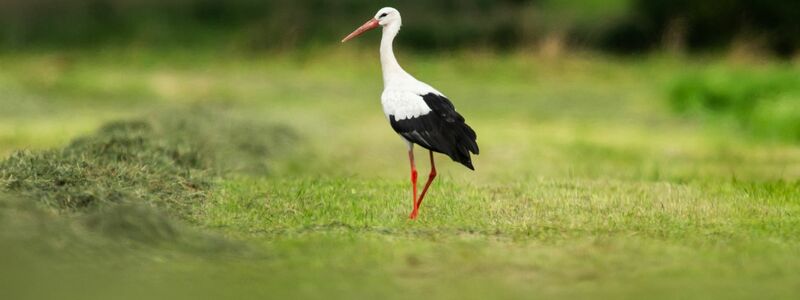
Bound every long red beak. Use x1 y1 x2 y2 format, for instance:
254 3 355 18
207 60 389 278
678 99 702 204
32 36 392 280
341 19 380 43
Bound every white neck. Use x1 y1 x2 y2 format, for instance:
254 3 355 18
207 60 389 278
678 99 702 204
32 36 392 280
380 23 409 87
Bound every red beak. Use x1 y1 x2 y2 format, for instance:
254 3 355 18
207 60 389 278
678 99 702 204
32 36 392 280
341 19 380 43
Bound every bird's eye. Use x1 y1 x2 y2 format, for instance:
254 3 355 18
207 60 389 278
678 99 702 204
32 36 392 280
379 13 388 18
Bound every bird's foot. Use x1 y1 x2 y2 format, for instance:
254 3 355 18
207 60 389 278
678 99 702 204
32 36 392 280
408 209 419 220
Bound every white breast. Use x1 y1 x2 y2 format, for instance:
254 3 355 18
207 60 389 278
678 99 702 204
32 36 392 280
381 78 445 120
381 89 431 120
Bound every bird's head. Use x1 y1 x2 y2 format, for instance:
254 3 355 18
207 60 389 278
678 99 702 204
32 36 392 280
342 7 401 43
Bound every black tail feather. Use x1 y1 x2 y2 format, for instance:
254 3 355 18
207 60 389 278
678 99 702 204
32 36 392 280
445 122 478 170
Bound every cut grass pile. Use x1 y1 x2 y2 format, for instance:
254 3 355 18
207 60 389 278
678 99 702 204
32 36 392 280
1 106 294 212
0 106 294 247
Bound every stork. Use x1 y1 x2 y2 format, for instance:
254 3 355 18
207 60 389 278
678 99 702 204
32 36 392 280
342 7 479 220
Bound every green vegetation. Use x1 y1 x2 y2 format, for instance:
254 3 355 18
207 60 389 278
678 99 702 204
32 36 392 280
628 0 800 55
669 65 800 141
2 0 798 55
1 49 799 299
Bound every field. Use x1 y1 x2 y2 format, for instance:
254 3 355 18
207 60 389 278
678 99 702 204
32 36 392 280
1 48 799 299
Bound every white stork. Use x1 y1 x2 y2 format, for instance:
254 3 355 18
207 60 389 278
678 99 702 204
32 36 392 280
342 7 479 219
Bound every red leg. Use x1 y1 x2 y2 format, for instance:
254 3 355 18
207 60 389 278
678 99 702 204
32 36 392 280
410 151 437 219
408 150 418 219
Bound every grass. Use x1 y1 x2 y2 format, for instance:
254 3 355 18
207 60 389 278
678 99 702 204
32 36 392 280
0 48 799 299
1 107 293 212
669 64 800 141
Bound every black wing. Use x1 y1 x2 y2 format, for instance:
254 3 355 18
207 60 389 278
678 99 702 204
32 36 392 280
389 93 479 170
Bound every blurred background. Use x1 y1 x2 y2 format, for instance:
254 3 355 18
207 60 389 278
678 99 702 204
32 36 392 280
1 0 799 55
2 1 800 299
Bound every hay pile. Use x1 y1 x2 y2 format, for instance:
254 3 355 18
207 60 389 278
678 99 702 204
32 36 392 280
0 106 293 248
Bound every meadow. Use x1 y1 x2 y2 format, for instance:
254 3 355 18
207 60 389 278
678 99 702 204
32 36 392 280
1 48 799 299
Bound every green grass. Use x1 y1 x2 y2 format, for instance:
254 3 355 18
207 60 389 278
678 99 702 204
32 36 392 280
669 64 800 141
1 48 799 299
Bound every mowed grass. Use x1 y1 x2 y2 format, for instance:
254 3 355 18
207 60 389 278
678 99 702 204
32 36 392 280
1 48 799 299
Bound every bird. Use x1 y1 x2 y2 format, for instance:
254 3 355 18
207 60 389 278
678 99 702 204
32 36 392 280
342 7 479 220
